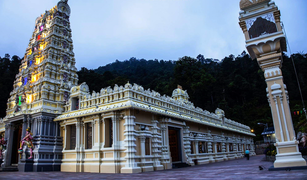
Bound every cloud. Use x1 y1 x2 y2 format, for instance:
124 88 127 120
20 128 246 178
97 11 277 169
0 0 306 69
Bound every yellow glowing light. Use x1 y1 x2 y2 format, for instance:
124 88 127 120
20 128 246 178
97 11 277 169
32 75 36 82
26 94 33 104
36 58 41 64
40 45 44 50
251 129 254 133
28 49 32 55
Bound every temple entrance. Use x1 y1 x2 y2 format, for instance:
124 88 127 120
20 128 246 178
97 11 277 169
168 127 182 163
11 122 22 165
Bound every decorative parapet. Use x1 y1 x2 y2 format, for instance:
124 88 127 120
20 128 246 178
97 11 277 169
55 82 254 136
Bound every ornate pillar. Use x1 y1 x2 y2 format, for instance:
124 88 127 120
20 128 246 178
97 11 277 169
221 134 227 160
91 120 95 148
47 118 52 136
207 141 213 154
92 115 100 149
214 142 217 153
75 119 82 172
151 119 163 170
140 136 146 164
238 0 306 168
160 121 171 169
226 142 229 152
207 131 214 162
195 141 199 154
22 116 28 138
76 120 81 150
232 142 236 158
121 115 141 173
97 117 101 149
112 115 118 149
27 115 31 130
43 117 47 136
63 125 67 150
37 117 42 136
183 125 194 165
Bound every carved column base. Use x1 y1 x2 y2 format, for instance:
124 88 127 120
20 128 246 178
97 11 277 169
18 159 33 172
274 141 306 168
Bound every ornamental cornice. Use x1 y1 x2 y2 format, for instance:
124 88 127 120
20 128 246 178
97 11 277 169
54 83 253 136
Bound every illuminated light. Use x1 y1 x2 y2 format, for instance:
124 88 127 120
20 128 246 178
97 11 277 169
40 45 44 50
28 49 32 55
40 25 44 31
37 35 41 41
251 129 254 133
32 75 37 82
26 94 33 104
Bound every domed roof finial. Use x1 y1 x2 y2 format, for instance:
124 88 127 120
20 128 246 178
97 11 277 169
172 85 189 103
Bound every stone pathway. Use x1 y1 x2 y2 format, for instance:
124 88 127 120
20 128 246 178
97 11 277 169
1 155 307 179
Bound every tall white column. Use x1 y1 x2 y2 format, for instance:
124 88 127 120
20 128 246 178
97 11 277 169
112 116 118 148
238 0 306 168
140 136 146 164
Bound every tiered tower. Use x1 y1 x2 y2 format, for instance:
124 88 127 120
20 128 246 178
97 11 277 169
2 0 78 171
238 0 306 169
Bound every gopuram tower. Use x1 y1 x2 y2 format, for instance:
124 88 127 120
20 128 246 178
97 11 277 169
2 0 78 171
238 0 306 169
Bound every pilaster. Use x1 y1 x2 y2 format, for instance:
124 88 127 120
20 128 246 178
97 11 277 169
183 126 194 165
121 115 141 173
151 119 163 170
160 121 171 169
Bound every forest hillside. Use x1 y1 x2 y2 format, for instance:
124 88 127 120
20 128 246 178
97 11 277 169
1 52 307 141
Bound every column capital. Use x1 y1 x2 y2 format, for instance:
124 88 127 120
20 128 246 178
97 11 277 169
139 136 146 142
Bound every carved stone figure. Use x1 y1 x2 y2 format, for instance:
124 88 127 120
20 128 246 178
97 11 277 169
19 127 34 159
0 135 6 159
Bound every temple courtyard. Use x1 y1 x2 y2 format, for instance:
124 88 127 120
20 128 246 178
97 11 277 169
1 155 307 179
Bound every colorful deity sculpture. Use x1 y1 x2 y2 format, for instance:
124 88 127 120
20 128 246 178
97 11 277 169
0 135 6 159
19 128 34 159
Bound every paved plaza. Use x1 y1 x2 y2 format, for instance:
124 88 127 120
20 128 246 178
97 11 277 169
1 155 307 180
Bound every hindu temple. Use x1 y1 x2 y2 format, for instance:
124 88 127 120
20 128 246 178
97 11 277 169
0 0 256 173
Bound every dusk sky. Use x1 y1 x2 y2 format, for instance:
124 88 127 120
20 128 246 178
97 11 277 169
0 0 306 70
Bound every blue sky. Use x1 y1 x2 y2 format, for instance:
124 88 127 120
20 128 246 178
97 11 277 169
0 0 306 69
